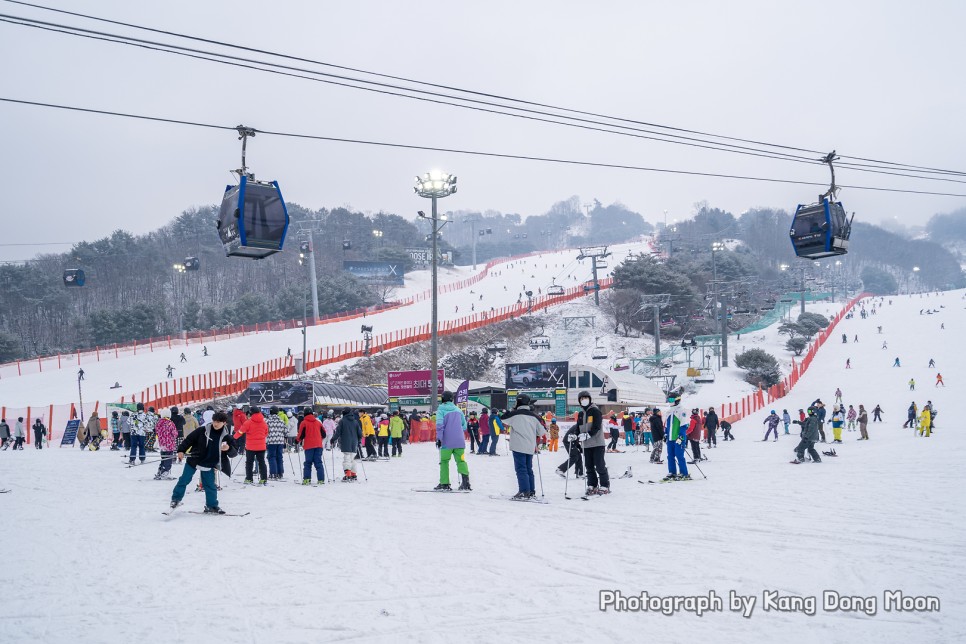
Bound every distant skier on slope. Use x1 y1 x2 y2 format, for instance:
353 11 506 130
872 404 883 422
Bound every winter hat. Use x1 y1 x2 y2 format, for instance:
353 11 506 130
270 406 279 414
342 408 351 416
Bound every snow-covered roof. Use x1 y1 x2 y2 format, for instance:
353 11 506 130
569 364 666 407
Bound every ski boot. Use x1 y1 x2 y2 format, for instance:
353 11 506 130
203 506 226 515
169 500 181 509
585 487 599 496
302 479 312 485
243 479 254 485
525 491 536 499
511 491 528 500
555 469 566 478
459 474 472 491
433 483 452 491
259 480 268 486
597 487 612 494
661 474 677 482
677 475 691 481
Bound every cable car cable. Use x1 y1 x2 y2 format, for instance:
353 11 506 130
2 6 964 180
2 96 965 199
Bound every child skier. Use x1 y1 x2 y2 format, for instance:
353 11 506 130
547 419 560 452
606 414 621 452
846 405 857 432
435 391 470 491
170 412 236 514
830 405 845 443
109 411 121 450
781 409 791 435
762 410 781 441
32 418 46 449
502 395 547 499
556 424 584 477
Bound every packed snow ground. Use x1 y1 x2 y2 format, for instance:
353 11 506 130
1 290 963 643
0 240 648 408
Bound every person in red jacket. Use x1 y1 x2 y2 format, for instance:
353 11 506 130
298 409 327 485
234 408 269 484
232 406 249 455
687 409 705 462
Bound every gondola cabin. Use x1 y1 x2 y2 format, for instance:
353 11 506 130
789 198 851 260
63 268 85 287
183 257 201 271
216 176 290 259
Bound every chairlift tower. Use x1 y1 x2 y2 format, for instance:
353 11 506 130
577 246 611 306
638 294 671 358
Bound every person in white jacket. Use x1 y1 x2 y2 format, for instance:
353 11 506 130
13 417 26 450
501 395 547 500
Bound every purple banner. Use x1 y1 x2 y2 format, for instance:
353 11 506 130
387 369 445 397
455 380 469 405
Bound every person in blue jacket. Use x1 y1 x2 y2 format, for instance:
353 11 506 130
488 413 505 455
663 410 690 481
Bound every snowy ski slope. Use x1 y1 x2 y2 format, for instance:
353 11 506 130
0 240 650 408
0 289 962 643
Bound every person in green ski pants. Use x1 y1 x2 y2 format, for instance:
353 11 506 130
435 392 471 491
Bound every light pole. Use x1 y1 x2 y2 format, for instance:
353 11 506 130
912 266 920 293
711 241 728 368
415 170 457 413
297 233 320 322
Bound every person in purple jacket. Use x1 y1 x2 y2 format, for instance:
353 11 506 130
434 391 471 491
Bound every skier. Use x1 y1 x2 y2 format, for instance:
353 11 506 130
576 390 609 494
202 346 208 357
360 411 376 459
234 408 269 485
834 388 843 405
321 411 337 452
32 418 46 449
854 334 858 343
154 411 179 480
389 410 405 457
687 409 704 459
909 378 916 391
705 407 719 446
928 358 936 368
169 412 237 514
720 418 734 441
791 407 822 464
882 341 888 350
332 408 362 481
502 394 546 499
903 402 917 429
918 406 932 437
846 405 857 432
845 358 851 369
0 418 9 450
762 410 781 441
487 412 504 456
622 412 635 447
556 423 584 477
265 406 287 480
781 409 791 435
435 391 471 491
830 405 845 443
872 404 883 422
606 414 621 452
166 365 174 378
662 410 690 481
12 418 25 450
297 408 326 485
376 414 390 457
78 368 85 381
466 411 480 454
841 333 847 344
893 357 901 367
179 353 187 363
935 373 944 387
857 405 869 441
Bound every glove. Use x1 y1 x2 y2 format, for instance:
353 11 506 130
436 440 441 449
578 433 589 442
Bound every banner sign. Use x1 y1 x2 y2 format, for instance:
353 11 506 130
243 381 314 407
343 260 405 285
505 361 569 390
387 370 445 397
406 248 432 265
456 380 469 406
60 419 80 447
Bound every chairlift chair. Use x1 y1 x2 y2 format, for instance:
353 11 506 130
63 268 86 287
591 338 608 360
529 335 551 349
547 279 565 296
183 257 201 271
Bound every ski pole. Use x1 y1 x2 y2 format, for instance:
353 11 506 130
684 447 708 479
289 446 299 482
358 447 368 481
535 450 544 498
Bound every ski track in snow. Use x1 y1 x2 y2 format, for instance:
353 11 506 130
1 289 965 641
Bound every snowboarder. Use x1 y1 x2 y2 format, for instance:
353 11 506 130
841 333 847 344
435 391 470 491
854 334 858 342
332 408 362 480
662 410 690 481
791 408 822 464
720 418 734 441
705 407 719 446
575 390 610 494
781 409 791 435
32 418 46 449
297 408 326 485
762 410 781 441
857 405 869 440
872 404 883 422
649 408 666 461
179 353 187 363
169 412 236 514
84 412 101 450
935 373 945 387
502 394 546 499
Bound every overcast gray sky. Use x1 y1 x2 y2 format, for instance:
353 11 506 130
1 0 964 261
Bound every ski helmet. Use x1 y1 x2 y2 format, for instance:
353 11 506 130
577 391 592 407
